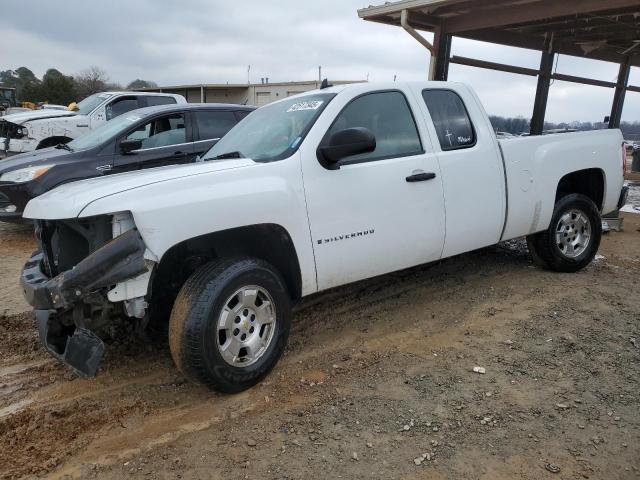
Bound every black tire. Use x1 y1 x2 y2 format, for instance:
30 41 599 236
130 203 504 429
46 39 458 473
169 257 291 393
526 193 601 273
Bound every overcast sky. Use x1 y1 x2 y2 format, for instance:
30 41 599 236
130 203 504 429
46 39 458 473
1 0 638 123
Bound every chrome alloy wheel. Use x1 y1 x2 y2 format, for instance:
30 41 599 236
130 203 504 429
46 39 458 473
216 286 276 367
555 209 591 258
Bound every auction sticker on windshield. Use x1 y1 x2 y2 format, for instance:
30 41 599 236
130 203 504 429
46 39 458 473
287 101 323 112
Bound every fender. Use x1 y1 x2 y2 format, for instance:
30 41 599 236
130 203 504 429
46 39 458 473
25 154 318 295
83 157 317 296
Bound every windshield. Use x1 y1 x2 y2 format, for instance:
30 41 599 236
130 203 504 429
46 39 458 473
203 93 335 162
74 93 112 115
68 112 145 150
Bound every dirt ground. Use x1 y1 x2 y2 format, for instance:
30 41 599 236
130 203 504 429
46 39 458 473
1 210 639 480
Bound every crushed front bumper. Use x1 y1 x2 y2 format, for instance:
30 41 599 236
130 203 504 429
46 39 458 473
1 137 38 155
21 229 148 376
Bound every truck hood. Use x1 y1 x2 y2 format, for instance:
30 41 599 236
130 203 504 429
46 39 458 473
23 159 256 220
0 109 77 125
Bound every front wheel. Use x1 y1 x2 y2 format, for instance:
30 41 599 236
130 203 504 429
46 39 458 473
168 258 291 393
527 193 602 273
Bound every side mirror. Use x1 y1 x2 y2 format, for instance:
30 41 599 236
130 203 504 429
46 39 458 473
120 138 142 154
318 127 376 166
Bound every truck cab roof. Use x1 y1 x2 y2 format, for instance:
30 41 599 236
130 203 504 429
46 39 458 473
101 91 187 100
127 103 255 117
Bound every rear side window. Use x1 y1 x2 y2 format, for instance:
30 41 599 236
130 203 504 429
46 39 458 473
194 110 238 140
146 96 177 107
324 91 422 163
107 96 140 120
422 90 475 151
235 110 252 121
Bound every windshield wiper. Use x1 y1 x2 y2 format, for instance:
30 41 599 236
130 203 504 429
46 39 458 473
55 143 73 152
211 151 244 160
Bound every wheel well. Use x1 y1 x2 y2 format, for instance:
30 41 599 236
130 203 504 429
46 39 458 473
555 168 604 210
148 224 302 325
36 136 72 149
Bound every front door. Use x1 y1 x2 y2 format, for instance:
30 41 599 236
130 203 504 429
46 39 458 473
301 89 446 291
114 112 195 172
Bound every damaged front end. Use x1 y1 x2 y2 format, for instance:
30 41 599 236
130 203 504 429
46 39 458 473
0 119 31 154
20 214 151 376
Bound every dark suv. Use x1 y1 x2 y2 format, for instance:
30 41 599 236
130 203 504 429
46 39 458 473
0 103 255 222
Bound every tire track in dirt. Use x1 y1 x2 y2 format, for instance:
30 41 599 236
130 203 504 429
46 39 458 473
0 222 34 317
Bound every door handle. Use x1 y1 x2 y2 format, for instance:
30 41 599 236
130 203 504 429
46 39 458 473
174 151 187 157
406 172 436 182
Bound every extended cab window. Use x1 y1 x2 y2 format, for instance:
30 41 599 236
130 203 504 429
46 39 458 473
126 113 186 149
324 91 422 163
422 90 475 151
194 111 238 140
146 96 177 107
107 96 140 120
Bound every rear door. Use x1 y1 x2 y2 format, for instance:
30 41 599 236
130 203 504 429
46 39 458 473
113 112 195 171
191 109 239 155
412 86 506 258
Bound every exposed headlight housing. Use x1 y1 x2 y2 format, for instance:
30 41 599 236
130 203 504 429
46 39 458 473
17 126 29 138
0 164 56 183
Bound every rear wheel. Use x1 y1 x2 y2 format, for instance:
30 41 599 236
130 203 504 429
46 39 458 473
168 257 291 393
526 193 601 273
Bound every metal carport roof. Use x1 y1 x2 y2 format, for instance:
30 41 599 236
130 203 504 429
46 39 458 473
358 0 640 133
358 0 640 66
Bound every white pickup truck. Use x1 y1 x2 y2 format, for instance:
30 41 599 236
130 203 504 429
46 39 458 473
20 81 627 392
0 91 185 155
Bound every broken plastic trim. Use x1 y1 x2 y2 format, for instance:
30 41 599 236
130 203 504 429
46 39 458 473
36 310 105 377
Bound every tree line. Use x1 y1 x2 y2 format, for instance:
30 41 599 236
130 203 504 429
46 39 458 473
0 66 157 106
3 66 639 140
489 114 640 139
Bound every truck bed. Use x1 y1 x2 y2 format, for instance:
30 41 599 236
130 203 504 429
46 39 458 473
498 129 624 241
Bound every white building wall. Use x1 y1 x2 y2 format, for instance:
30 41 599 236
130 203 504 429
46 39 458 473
250 82 320 106
143 80 364 107
204 88 248 105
